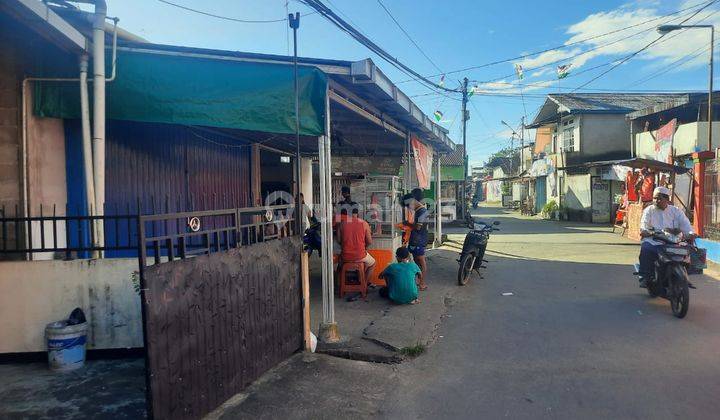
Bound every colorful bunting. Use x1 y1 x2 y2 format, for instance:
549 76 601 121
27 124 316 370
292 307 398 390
557 64 571 79
514 63 524 80
439 74 445 87
433 110 443 121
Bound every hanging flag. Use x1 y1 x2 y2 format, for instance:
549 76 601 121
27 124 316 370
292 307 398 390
433 110 443 121
514 63 524 80
557 64 572 79
468 85 478 98
439 74 446 87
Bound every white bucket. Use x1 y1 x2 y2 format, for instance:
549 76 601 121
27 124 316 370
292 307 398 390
45 321 88 372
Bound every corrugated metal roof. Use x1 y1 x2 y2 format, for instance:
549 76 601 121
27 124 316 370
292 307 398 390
528 93 688 128
441 144 464 166
550 93 688 113
626 91 720 119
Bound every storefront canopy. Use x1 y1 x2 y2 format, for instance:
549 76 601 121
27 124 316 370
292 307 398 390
33 50 328 136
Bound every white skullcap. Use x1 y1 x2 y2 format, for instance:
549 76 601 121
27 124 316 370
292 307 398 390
653 186 671 197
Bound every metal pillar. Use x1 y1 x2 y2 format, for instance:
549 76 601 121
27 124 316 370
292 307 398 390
318 89 339 343
435 154 442 247
460 77 469 219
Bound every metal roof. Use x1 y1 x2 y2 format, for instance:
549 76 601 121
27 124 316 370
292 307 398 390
116 42 455 153
1 0 87 52
441 144 464 165
626 92 720 119
527 93 688 128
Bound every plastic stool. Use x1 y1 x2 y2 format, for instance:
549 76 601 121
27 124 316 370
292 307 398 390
339 262 367 299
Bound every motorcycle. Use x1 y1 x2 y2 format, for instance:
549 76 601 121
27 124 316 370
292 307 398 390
457 218 500 286
632 229 703 319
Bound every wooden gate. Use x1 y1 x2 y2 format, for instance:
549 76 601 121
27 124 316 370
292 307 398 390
137 207 302 419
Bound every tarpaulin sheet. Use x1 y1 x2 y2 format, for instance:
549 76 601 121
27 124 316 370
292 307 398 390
33 50 327 136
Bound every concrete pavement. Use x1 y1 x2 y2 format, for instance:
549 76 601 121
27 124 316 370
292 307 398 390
218 205 720 419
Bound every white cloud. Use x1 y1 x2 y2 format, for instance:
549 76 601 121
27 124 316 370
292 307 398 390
478 0 720 94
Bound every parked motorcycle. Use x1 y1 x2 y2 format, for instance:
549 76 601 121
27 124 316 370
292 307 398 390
457 218 500 286
632 229 703 319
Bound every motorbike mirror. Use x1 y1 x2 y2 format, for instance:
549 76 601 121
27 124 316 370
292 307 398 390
493 221 501 226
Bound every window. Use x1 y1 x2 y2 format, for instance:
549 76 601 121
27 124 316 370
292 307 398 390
562 127 575 152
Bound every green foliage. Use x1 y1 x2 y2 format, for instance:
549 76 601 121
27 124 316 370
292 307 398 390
541 200 558 216
400 343 426 357
501 182 511 195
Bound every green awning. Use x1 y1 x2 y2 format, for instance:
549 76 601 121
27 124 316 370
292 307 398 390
34 50 328 136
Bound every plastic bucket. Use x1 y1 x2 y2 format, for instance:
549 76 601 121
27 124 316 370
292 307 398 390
45 321 88 372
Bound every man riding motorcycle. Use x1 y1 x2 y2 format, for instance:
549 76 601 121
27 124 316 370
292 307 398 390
638 186 696 288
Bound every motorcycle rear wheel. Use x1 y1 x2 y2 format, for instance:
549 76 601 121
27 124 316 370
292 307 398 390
458 253 475 286
669 265 690 319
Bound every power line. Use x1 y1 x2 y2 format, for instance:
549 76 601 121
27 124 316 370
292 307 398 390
396 0 716 84
627 45 710 87
300 0 459 93
156 0 316 23
375 0 443 74
572 0 717 91
469 5 706 87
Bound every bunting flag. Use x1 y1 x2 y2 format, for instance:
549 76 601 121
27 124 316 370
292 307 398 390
514 63 524 80
439 74 445 87
468 85 479 98
433 110 443 121
557 64 571 79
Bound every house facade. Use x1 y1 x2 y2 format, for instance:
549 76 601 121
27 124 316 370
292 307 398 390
528 93 686 223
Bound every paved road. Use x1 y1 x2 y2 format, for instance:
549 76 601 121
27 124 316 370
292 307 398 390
383 206 720 419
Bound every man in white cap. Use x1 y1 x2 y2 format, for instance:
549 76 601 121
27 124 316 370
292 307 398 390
638 186 696 287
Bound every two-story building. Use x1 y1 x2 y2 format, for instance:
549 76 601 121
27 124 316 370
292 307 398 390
527 93 686 223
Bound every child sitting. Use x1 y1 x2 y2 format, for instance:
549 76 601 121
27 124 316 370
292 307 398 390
378 247 421 305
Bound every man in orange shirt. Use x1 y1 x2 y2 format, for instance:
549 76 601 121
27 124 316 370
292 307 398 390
637 167 655 204
337 207 376 282
625 170 639 203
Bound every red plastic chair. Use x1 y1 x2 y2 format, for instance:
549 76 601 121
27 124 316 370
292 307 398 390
339 262 367 299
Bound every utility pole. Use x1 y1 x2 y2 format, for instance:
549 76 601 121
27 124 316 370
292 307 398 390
461 77 469 219
520 116 525 174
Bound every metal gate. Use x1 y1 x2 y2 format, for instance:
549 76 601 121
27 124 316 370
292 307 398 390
704 159 720 240
137 205 302 419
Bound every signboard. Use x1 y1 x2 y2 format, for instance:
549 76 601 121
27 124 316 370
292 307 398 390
411 136 433 189
591 178 611 223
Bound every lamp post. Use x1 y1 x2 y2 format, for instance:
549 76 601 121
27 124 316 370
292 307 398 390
657 24 714 151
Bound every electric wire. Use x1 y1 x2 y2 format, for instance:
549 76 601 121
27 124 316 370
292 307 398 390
571 0 717 91
300 0 459 93
396 0 716 84
375 0 443 74
156 0 317 23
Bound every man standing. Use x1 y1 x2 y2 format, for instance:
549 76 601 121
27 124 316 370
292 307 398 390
638 186 695 287
337 207 376 283
405 188 429 291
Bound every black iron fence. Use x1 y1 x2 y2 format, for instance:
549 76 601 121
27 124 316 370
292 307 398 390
0 203 297 260
137 204 297 267
0 204 138 259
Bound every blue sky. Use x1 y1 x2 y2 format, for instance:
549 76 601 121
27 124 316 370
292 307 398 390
104 0 720 167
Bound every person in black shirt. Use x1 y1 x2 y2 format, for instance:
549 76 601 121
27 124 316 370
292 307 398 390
404 188 429 291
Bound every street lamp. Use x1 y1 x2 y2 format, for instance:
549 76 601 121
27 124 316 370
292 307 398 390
657 24 715 151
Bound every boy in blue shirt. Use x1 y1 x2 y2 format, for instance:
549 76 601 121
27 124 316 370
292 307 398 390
379 247 421 305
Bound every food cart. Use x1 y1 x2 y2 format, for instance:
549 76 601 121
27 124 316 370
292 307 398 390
347 175 404 285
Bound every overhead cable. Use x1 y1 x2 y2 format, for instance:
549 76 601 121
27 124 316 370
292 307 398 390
156 0 316 23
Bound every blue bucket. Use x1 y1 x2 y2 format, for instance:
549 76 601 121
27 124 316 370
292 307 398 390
45 321 88 372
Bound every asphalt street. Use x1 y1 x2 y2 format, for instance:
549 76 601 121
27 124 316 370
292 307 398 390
382 206 720 419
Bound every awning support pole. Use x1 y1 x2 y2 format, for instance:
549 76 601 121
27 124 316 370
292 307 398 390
318 88 339 343
435 153 442 246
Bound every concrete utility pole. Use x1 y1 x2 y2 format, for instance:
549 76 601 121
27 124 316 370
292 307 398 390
461 77 469 219
520 116 525 174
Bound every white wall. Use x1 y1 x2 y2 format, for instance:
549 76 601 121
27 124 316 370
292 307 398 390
0 258 143 353
564 174 591 210
634 121 720 158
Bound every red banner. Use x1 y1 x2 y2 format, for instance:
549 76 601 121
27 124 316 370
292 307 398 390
654 118 677 163
411 136 432 189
